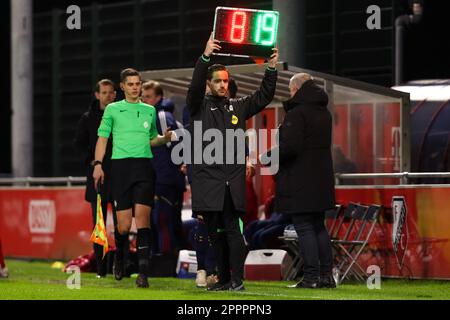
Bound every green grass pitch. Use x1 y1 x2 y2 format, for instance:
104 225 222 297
1 259 449 300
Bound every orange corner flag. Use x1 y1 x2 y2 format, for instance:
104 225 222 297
90 194 109 258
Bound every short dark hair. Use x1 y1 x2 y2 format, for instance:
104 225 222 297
207 64 229 81
228 78 238 98
120 68 141 83
142 80 164 97
95 79 115 93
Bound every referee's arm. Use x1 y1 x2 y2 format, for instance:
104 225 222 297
94 106 113 187
94 137 108 163
93 136 108 188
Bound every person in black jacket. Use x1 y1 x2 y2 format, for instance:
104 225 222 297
186 34 278 291
74 79 129 278
275 73 336 289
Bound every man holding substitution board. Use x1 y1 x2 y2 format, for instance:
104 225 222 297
186 6 280 291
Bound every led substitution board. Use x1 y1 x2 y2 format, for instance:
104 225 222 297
212 7 279 58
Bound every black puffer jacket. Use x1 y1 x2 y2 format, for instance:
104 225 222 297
74 100 113 202
275 80 335 214
187 56 277 213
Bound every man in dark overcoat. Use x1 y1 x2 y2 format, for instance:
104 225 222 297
275 73 336 289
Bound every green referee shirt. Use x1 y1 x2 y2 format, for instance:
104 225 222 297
98 99 158 159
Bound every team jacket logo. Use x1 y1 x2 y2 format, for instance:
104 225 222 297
231 115 238 125
143 121 149 129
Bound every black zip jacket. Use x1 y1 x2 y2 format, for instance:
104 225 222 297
186 56 277 213
74 100 113 202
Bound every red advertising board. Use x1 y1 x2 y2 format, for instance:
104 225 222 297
336 186 450 279
0 187 93 260
1 185 450 280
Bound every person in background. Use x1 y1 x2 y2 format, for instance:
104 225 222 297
332 145 356 174
244 194 290 250
275 73 336 289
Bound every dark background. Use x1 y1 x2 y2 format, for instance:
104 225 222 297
1 1 11 176
1 0 449 176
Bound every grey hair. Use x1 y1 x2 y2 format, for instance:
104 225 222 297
289 73 313 90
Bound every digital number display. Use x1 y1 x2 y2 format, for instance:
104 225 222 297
213 7 279 58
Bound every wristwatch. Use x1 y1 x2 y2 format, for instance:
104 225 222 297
91 160 102 167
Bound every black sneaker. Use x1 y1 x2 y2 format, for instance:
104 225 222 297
123 262 133 278
207 282 231 291
287 280 318 289
229 281 245 291
318 275 337 288
136 274 149 288
113 257 124 281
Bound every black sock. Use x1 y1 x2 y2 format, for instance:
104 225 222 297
137 228 151 276
114 228 128 262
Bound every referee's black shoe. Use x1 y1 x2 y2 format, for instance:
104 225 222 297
136 274 149 288
207 281 231 291
113 256 124 281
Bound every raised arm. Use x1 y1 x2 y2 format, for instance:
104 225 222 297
243 48 279 119
186 33 221 116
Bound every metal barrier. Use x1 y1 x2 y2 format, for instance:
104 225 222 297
0 172 449 187
0 176 86 187
335 172 450 185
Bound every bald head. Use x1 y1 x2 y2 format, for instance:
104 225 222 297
289 73 312 97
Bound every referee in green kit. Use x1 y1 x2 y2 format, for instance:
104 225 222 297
93 68 172 288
